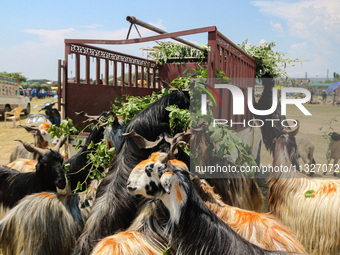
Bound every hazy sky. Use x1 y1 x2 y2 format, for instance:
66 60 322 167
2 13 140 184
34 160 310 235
0 0 339 80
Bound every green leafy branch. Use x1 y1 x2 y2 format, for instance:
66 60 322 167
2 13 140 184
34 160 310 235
238 39 300 78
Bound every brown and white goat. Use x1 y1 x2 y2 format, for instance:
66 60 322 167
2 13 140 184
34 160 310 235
127 156 286 255
9 123 53 162
8 123 56 172
269 127 340 255
126 150 305 253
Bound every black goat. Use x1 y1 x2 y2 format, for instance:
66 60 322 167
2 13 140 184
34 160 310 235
127 160 286 255
72 90 190 255
66 111 124 192
0 136 68 219
254 75 287 153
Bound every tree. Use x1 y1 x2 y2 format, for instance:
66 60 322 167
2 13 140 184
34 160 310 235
334 72 340 81
0 72 27 83
30 82 41 89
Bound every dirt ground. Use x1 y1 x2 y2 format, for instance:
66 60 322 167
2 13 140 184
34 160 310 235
260 103 340 174
1 99 339 167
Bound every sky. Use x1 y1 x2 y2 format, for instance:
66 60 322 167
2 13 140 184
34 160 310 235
0 0 339 81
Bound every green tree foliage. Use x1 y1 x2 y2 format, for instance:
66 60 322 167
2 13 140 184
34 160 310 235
0 72 27 83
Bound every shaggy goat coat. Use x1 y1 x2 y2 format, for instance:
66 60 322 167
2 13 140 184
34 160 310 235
127 160 286 255
72 90 190 255
269 134 340 255
91 199 170 255
0 178 100 255
193 178 306 253
7 158 37 173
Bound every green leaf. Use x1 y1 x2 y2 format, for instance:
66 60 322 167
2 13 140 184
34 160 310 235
163 246 171 255
304 190 315 197
75 139 83 151
210 128 223 142
115 97 122 103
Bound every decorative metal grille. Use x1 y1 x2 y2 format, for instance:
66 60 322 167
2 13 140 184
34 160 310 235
69 44 157 68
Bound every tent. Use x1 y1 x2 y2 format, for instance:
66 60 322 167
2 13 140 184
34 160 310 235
325 81 340 93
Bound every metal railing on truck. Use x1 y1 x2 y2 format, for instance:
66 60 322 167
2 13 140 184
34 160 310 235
58 17 256 130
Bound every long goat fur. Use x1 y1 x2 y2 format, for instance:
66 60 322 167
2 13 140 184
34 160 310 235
0 178 101 255
72 90 190 255
192 177 306 253
127 159 287 255
91 198 170 255
6 158 37 173
268 133 340 255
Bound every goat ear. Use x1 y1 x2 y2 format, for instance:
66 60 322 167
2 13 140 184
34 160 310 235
160 171 174 194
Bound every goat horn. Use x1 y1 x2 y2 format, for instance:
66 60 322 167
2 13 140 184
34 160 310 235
75 111 86 116
156 77 178 91
123 130 164 149
19 125 40 133
191 122 209 133
14 139 48 155
53 134 67 152
164 131 191 146
287 120 299 137
160 141 187 163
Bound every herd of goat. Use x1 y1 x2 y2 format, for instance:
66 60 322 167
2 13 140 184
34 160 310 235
0 87 340 255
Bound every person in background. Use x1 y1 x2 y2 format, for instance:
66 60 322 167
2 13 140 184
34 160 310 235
310 89 314 103
332 90 337 106
322 90 327 104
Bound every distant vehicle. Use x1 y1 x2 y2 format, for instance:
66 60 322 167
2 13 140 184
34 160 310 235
31 88 49 99
0 75 31 119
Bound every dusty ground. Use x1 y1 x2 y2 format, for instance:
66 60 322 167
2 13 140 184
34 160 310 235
1 99 339 167
260 103 340 174
0 97 56 165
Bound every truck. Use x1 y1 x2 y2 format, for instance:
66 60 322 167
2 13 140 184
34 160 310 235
0 75 31 119
31 88 49 99
57 16 262 164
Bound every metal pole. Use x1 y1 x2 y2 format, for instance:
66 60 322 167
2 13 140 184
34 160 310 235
126 16 206 52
